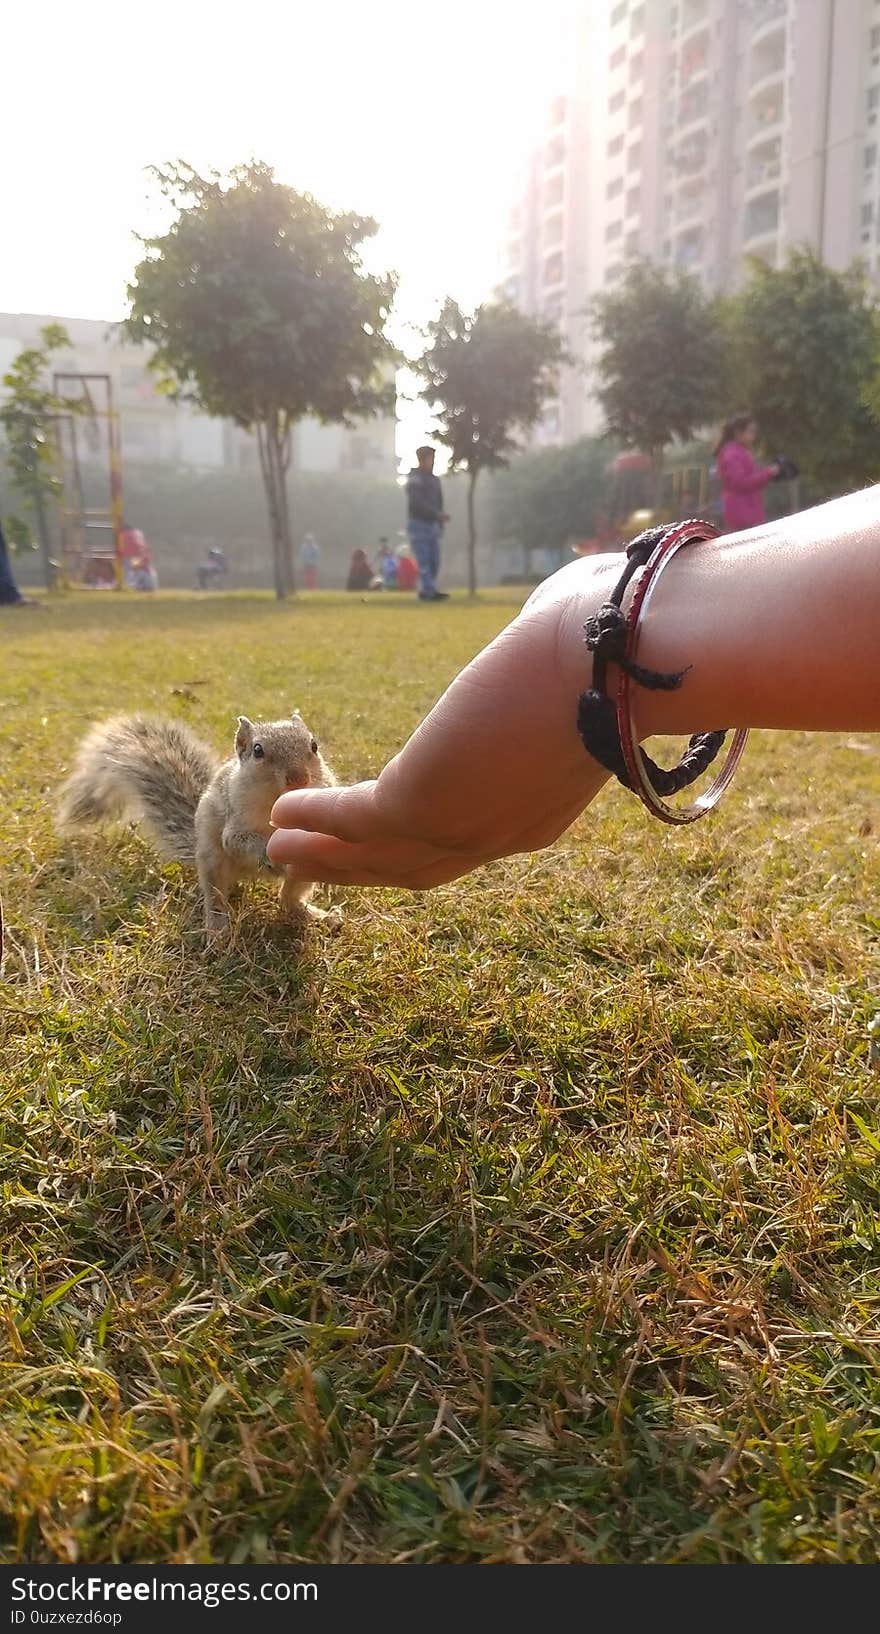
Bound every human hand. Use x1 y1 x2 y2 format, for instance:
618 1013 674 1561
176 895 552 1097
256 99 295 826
266 555 623 888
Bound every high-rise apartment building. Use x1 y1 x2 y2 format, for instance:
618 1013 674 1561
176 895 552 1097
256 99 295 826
501 0 880 445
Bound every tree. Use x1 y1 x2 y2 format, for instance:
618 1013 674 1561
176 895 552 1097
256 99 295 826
488 436 614 569
0 323 74 588
730 247 880 495
125 161 397 598
414 298 566 594
590 260 726 499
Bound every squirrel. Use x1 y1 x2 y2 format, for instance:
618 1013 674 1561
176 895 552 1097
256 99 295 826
56 711 340 937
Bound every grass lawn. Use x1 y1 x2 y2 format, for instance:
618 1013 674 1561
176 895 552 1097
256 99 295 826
1 587 879 1565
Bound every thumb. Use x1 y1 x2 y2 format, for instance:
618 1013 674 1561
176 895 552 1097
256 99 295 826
268 780 385 845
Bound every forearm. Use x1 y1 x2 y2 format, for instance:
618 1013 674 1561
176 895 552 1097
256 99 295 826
265 491 879 890
555 488 880 739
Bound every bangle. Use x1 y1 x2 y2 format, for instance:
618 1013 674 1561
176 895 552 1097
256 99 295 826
577 520 749 826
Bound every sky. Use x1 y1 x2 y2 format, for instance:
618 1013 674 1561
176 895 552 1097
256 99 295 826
3 0 575 452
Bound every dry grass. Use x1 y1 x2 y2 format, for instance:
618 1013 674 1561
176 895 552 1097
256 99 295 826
1 588 879 1564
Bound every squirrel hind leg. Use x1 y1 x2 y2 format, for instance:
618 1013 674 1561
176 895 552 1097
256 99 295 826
199 855 236 939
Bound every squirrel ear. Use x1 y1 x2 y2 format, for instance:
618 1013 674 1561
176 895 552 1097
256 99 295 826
235 716 253 755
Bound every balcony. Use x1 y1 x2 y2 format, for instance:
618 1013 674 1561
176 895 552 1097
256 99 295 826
745 142 782 195
749 43 786 95
544 134 565 170
679 82 710 129
743 187 780 243
751 0 787 41
679 24 710 81
747 82 784 143
674 184 707 227
680 0 709 45
671 131 709 178
674 225 704 269
741 239 777 272
543 251 565 289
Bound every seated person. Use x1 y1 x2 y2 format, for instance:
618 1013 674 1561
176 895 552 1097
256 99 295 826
346 549 374 591
396 550 419 592
197 547 227 590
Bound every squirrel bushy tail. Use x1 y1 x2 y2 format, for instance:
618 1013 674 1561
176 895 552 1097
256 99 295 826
56 715 220 864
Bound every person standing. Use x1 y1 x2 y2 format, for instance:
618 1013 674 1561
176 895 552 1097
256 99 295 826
299 532 321 590
378 538 398 590
406 445 449 602
715 415 779 533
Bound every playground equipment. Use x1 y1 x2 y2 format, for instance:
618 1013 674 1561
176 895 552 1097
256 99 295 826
52 372 124 587
572 449 717 556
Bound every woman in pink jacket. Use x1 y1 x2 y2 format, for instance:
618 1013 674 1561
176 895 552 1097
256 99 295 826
715 414 779 532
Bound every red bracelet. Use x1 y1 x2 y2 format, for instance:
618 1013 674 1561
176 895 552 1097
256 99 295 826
616 520 749 825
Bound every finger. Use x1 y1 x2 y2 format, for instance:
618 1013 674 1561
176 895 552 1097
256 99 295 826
267 829 435 876
265 829 475 889
269 779 384 842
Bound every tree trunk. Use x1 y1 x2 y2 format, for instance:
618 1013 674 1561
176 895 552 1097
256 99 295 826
32 481 52 590
275 421 296 596
467 467 479 597
256 420 286 600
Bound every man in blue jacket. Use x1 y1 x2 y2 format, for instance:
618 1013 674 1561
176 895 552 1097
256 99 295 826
406 445 449 601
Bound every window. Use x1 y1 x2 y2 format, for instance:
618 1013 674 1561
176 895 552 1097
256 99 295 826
611 0 627 24
629 53 644 81
544 213 563 247
865 143 878 170
608 134 625 157
606 220 623 241
630 3 645 34
544 172 564 207
625 231 640 256
545 134 565 167
626 186 641 216
548 94 566 126
680 82 708 123
872 24 880 49
629 97 643 127
869 85 880 111
609 90 625 114
607 176 624 199
610 44 626 69
628 143 642 171
863 201 875 227
744 191 780 240
544 250 564 285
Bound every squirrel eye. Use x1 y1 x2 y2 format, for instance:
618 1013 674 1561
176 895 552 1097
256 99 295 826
252 743 264 759
310 739 318 754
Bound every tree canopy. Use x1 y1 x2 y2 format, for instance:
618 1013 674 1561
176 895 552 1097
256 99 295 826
415 298 565 592
590 260 726 472
0 323 74 586
729 247 880 494
125 160 398 596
